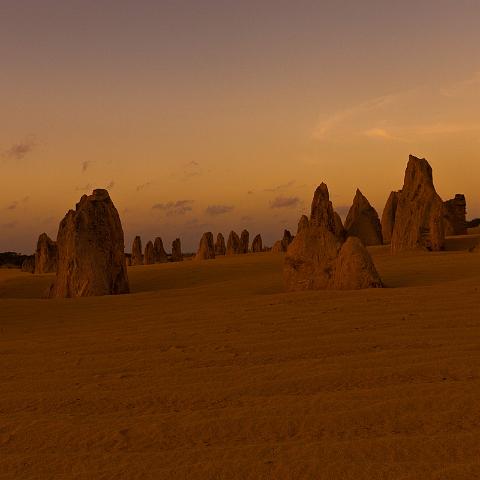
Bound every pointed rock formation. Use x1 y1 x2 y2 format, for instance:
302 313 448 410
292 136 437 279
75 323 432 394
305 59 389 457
333 212 346 240
153 237 169 263
297 215 309 233
240 229 249 253
34 233 58 274
251 234 263 253
281 230 294 251
144 240 155 264
284 183 382 291
443 194 467 236
49 189 129 298
21 255 35 273
226 231 241 255
131 236 143 265
195 232 216 260
391 155 445 252
381 191 400 244
125 254 132 266
215 233 226 255
344 189 383 246
171 238 183 262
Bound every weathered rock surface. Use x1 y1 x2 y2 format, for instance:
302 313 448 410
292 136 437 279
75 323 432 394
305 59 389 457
49 189 130 298
381 191 400 244
240 229 249 253
284 183 382 291
345 189 383 246
333 212 346 240
21 255 36 273
171 238 183 262
131 236 143 265
251 234 263 253
195 232 215 260
125 254 132 266
297 215 309 233
391 155 445 252
153 237 169 263
144 241 155 265
226 231 241 255
34 233 58 274
215 233 226 255
443 194 467 236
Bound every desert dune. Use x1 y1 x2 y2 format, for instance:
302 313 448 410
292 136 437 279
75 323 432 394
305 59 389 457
1 234 480 479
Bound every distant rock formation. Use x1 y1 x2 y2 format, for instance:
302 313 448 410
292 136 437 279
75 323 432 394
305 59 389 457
21 255 35 273
251 234 263 253
344 189 383 246
34 233 58 274
281 230 294 251
391 155 445 252
195 232 215 260
284 183 382 291
131 236 143 265
381 191 400 244
49 189 130 297
271 240 283 253
466 218 480 229
125 253 132 266
171 238 183 262
443 194 467 236
226 231 241 255
144 241 155 264
240 229 250 253
153 237 169 263
215 233 226 255
297 215 309 233
271 230 294 253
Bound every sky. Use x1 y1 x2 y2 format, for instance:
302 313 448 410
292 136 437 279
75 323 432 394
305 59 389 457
1 0 480 253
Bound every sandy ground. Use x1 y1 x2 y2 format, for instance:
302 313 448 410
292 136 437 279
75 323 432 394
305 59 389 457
1 235 480 479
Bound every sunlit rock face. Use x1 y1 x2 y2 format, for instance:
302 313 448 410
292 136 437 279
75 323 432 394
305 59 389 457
195 232 216 260
381 191 400 245
34 233 58 274
49 189 129 298
391 155 445 252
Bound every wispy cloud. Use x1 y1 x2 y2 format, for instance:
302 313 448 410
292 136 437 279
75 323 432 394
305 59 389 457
152 200 194 216
440 71 480 97
76 183 92 192
364 128 404 142
270 196 300 209
182 161 202 180
3 136 37 161
205 205 234 215
264 180 295 193
105 180 115 189
81 161 91 173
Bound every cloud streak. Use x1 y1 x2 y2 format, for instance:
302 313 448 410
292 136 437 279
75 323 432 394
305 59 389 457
152 200 194 216
270 196 300 209
3 137 37 161
205 205 234 215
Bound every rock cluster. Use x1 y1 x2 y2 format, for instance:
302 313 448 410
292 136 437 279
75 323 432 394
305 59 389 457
240 229 249 253
443 194 467 236
391 155 445 252
49 189 130 297
251 234 263 253
195 232 216 260
144 241 155 264
284 183 382 291
154 237 169 263
271 230 294 253
215 233 226 255
381 191 400 244
345 189 383 246
226 231 241 255
34 233 58 274
171 238 183 262
131 236 143 265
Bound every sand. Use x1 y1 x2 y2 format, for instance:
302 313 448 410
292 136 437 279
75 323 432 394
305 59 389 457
1 234 480 479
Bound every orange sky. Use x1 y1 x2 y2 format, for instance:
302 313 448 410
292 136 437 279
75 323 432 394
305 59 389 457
1 1 479 252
